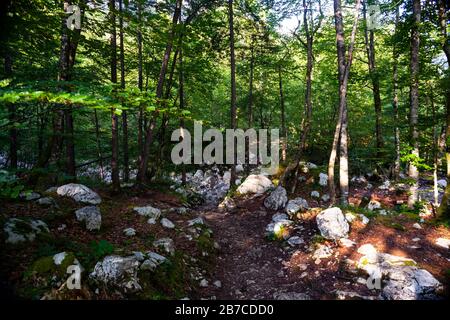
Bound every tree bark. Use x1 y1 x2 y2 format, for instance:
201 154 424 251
229 0 237 185
407 0 421 208
109 0 120 192
363 0 383 157
136 0 182 184
279 65 287 162
328 0 362 205
392 5 400 180
437 0 450 217
119 0 129 182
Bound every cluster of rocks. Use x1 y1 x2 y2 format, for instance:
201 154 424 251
90 251 168 293
133 205 177 230
356 244 442 300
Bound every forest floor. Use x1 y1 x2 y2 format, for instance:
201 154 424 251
197 194 450 300
1 178 449 300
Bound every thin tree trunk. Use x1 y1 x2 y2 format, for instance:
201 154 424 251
119 0 129 182
392 5 401 180
407 0 421 208
279 65 287 162
5 54 17 170
328 0 362 204
109 0 120 192
437 0 450 217
137 1 144 155
228 0 237 185
94 109 105 180
363 1 383 156
248 35 255 128
136 0 182 184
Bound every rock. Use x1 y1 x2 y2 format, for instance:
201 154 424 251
123 228 136 236
75 206 101 231
36 197 55 206
359 214 370 225
357 244 377 257
273 292 310 300
339 238 356 248
45 186 58 193
153 238 175 255
382 267 442 300
272 213 289 222
20 191 41 201
321 194 330 202
345 212 357 223
435 237 450 249
133 206 161 220
378 180 391 190
316 207 349 240
412 223 422 230
236 174 274 195
57 224 66 231
213 280 222 288
53 252 67 265
188 217 205 226
319 173 328 186
266 220 294 239
235 164 244 173
57 183 101 204
379 209 388 215
285 198 309 215
161 218 175 229
367 200 381 211
199 279 209 287
140 252 167 271
218 196 236 210
133 251 146 261
4 218 49 244
437 179 447 188
312 244 333 259
311 191 320 198
90 255 141 292
351 176 368 185
264 186 288 210
287 236 304 247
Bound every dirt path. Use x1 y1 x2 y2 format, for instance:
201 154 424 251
196 196 315 300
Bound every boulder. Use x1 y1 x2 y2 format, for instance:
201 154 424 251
285 198 309 215
140 252 167 271
311 191 320 198
90 255 141 292
264 186 288 210
319 173 328 186
316 207 349 240
435 237 450 249
161 218 175 229
153 238 175 255
272 213 289 222
133 206 161 220
236 174 274 195
4 218 49 244
57 183 101 204
75 206 101 231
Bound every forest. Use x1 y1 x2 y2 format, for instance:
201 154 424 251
0 0 449 301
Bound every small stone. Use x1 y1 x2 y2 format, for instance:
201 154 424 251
287 236 304 247
213 280 222 288
319 173 328 186
311 191 320 198
123 228 136 236
412 223 422 230
339 238 356 248
161 218 175 229
435 237 450 249
200 279 209 287
412 237 421 242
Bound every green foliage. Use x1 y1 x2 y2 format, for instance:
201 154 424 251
0 170 28 199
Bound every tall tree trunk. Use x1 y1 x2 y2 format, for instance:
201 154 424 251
392 5 401 180
407 0 421 208
228 0 237 185
5 54 17 170
58 0 76 180
248 35 255 128
136 0 182 184
328 0 362 204
363 1 383 157
279 65 287 162
437 0 450 217
179 37 186 185
137 1 144 156
93 109 105 180
109 0 120 192
119 0 129 182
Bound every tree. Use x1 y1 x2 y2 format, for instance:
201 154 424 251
407 0 421 208
328 0 362 205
